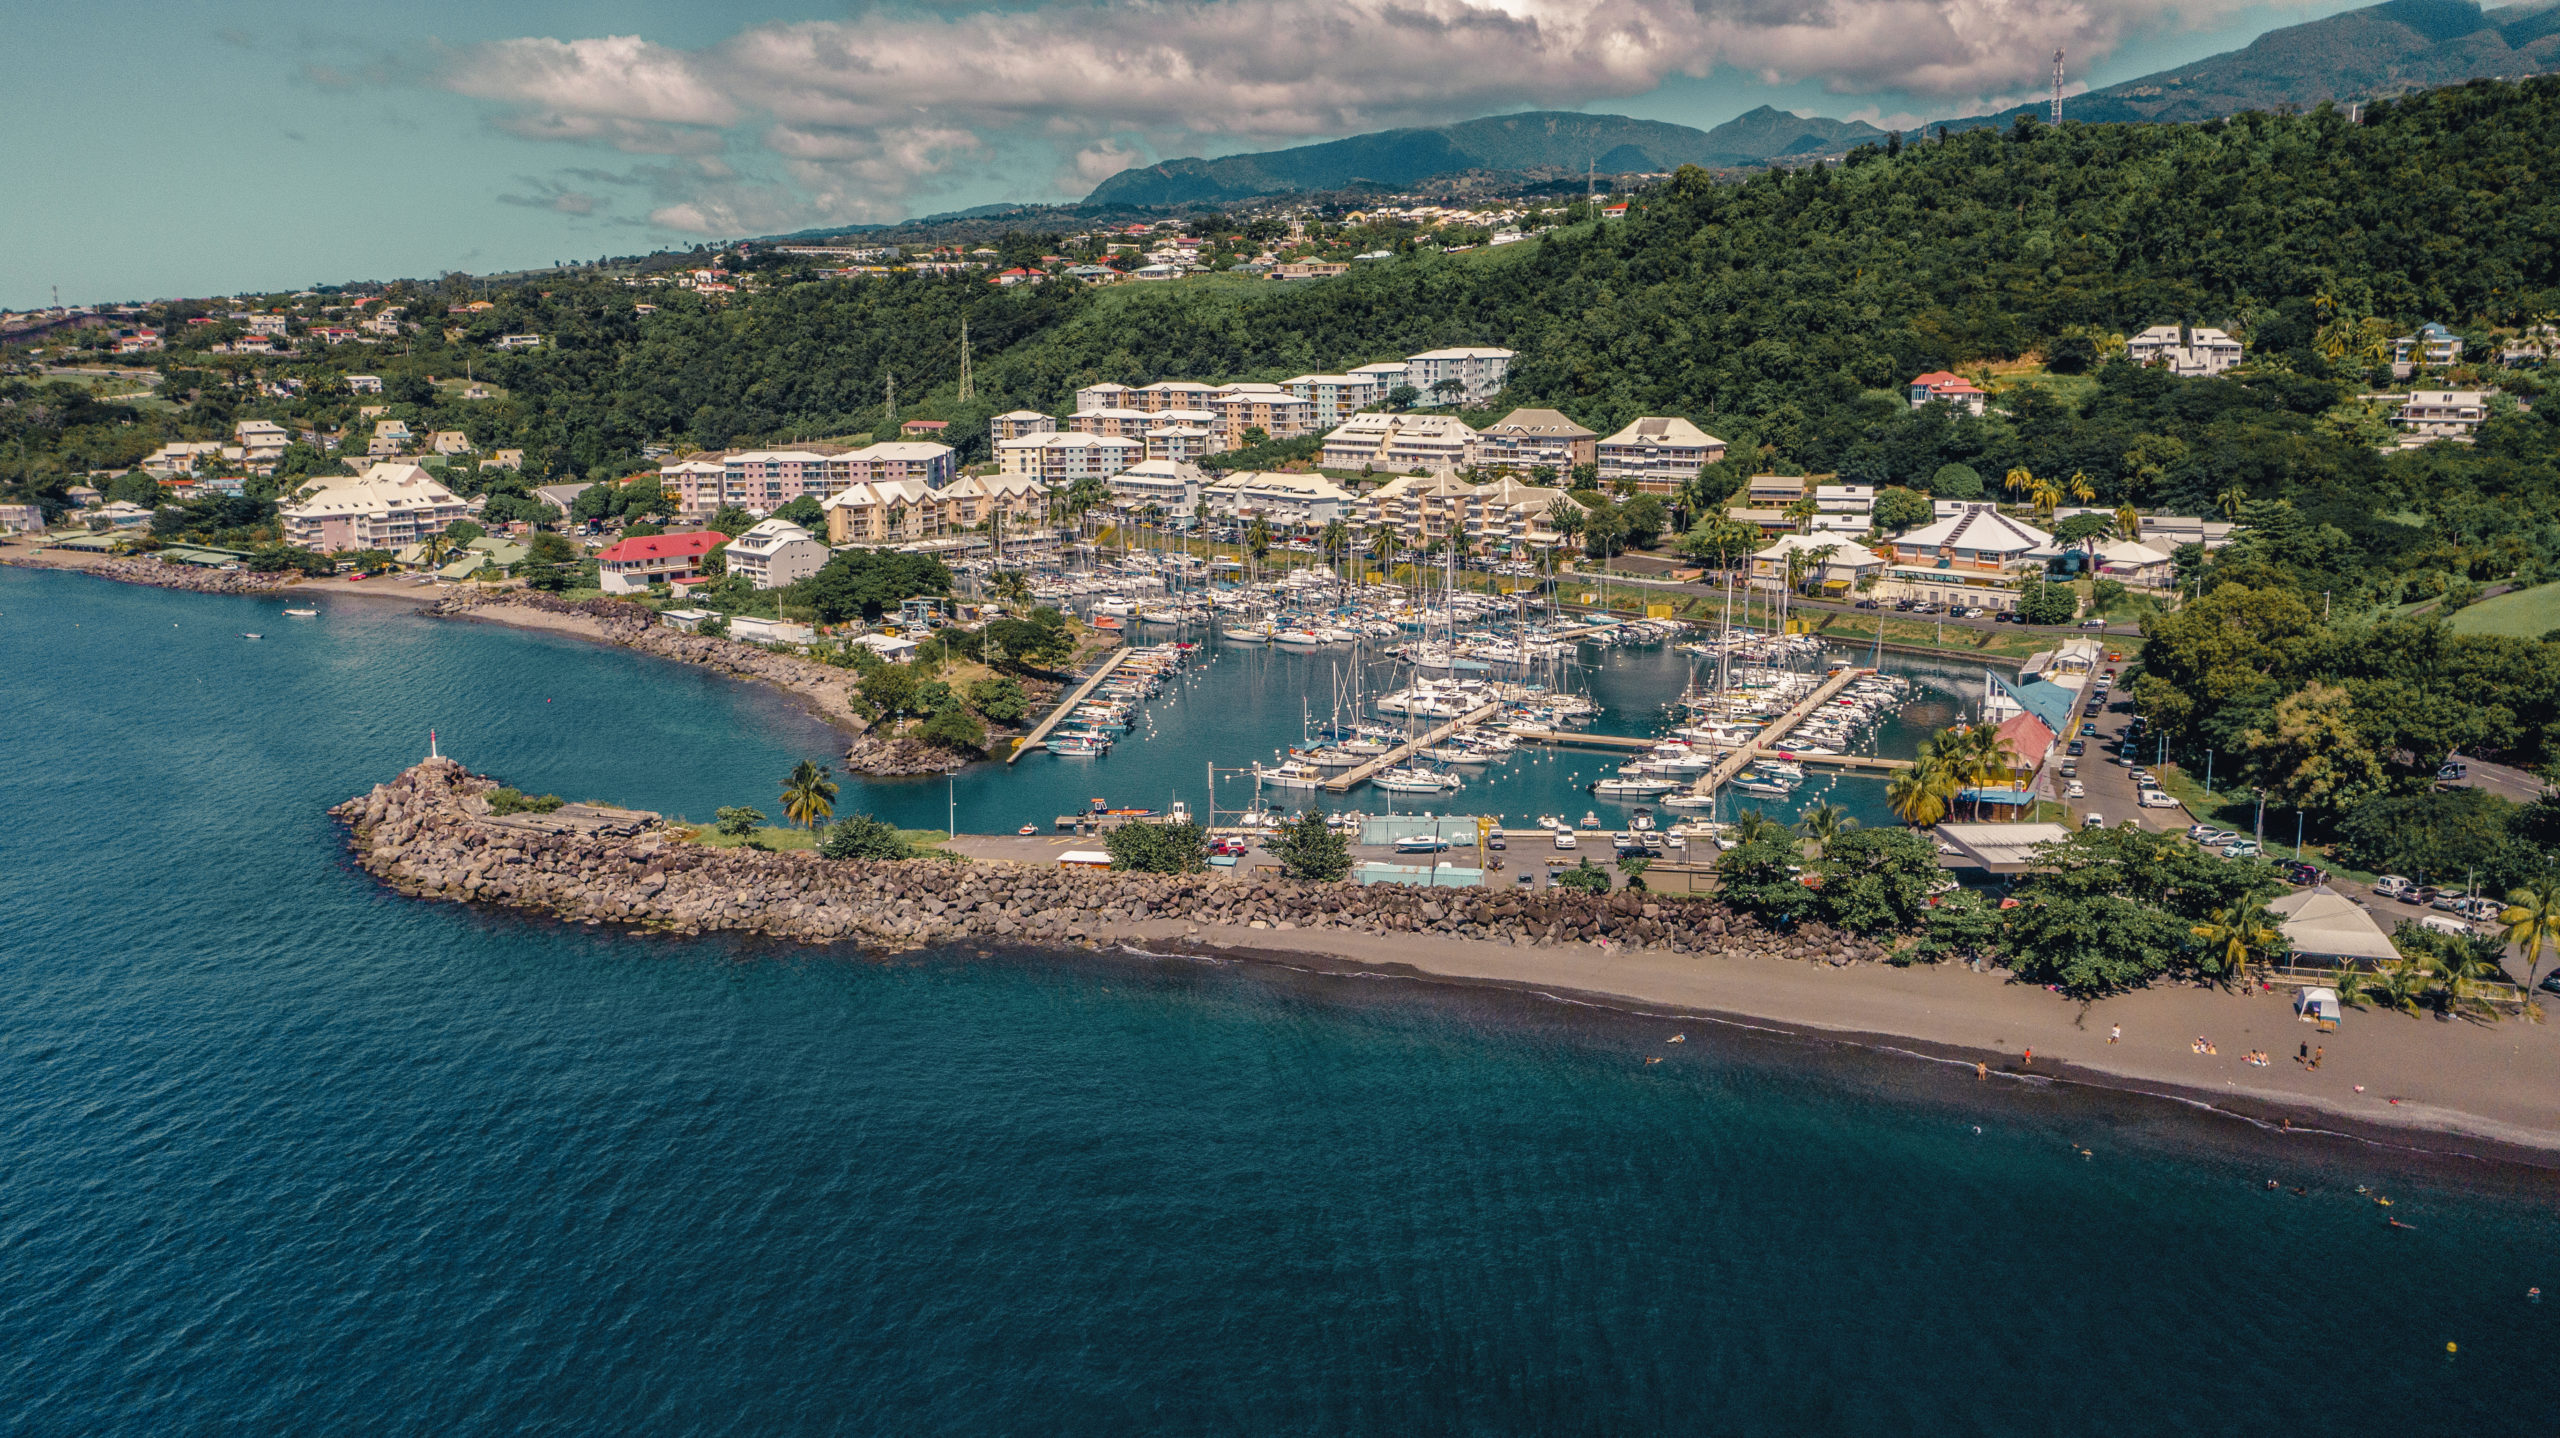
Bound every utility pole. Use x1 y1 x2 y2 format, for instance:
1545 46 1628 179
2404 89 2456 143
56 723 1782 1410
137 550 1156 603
956 318 974 401
2051 50 2065 124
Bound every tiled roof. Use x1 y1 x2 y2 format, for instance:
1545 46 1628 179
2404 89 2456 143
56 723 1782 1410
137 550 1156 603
596 530 725 563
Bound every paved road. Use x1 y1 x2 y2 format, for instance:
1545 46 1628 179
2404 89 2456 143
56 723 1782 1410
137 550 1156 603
2442 751 2547 806
1583 570 2149 639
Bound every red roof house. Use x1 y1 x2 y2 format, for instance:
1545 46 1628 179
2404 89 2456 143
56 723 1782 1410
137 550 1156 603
597 529 725 595
1908 371 1989 414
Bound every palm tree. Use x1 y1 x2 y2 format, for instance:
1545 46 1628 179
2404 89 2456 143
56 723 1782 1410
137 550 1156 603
2190 899 2282 987
1887 734 1963 828
2113 502 2141 541
2002 466 2035 503
2498 875 2560 1016
1370 523 1402 590
1940 724 2021 818
990 569 1033 614
2067 471 2097 506
2028 473 2064 521
1318 517 1350 585
1245 517 1273 583
781 759 838 831
1796 802 1855 857
2216 483 2249 521
1728 806 1785 849
419 532 457 569
2372 956 2431 1015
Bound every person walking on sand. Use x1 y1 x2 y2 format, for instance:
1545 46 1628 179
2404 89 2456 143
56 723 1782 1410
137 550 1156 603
2022 1047 2032 1067
2311 1045 2323 1070
1976 1062 1987 1080
2109 1024 2120 1044
2297 1041 2308 1064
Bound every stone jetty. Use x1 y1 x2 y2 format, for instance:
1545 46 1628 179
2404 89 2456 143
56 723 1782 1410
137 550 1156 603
336 758 1893 964
7 551 291 594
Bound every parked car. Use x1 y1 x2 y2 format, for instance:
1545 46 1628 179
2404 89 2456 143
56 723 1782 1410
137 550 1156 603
2403 884 2440 906
1211 836 1250 857
2065 781 2085 798
2462 896 2505 922
2220 839 2262 857
2083 812 2106 828
2284 862 2324 886
1393 834 1450 854
1854 598 1880 609
1553 830 1578 851
2141 791 2182 808
2439 761 2469 781
2431 892 2471 913
2060 761 2078 777
2079 722 2098 736
2066 740 2086 757
2370 874 2413 899
1486 828 1506 850
2079 617 2108 629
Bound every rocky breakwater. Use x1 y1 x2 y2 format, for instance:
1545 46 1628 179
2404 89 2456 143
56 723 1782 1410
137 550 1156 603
337 759 1897 966
10 551 291 594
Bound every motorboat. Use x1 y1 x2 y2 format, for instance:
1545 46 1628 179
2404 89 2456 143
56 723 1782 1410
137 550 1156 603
1048 734 1110 755
1590 777 1677 797
1370 765 1462 794
1253 759 1328 789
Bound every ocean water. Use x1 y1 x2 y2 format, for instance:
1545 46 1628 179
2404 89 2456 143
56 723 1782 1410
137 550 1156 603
2 565 2554 1435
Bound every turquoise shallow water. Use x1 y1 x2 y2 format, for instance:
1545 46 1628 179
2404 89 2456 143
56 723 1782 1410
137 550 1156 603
2 565 2554 1435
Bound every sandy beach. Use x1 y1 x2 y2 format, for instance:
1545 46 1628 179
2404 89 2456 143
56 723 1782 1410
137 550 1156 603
1054 917 2560 1160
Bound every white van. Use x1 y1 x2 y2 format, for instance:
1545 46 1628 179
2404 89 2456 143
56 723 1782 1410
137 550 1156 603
2140 790 2181 809
2372 874 2412 899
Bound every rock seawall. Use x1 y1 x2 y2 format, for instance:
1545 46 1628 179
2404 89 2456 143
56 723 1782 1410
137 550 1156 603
335 759 1893 963
6 551 291 594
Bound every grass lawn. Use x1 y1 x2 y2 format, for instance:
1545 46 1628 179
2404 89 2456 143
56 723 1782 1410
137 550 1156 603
2447 581 2560 638
1808 612 2058 661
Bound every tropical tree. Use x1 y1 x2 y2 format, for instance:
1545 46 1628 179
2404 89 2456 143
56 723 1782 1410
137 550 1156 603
1366 523 1402 591
2371 956 2431 1015
2113 502 2142 540
1796 801 1856 857
2066 471 2097 506
2496 875 2560 1016
2002 465 2035 502
2189 898 2284 986
781 759 839 831
2216 482 2249 521
1942 724 2022 818
2425 943 2508 1021
1245 517 1273 581
1886 742 1961 828
990 569 1033 614
1726 806 1787 850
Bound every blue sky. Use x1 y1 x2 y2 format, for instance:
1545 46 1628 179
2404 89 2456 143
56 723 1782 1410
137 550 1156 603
2 0 2366 309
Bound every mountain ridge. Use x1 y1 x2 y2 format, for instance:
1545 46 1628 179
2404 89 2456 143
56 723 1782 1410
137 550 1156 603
1082 108 1883 208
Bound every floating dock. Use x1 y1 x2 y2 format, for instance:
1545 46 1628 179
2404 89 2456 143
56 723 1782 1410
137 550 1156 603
1008 649 1135 762
1322 702 1504 792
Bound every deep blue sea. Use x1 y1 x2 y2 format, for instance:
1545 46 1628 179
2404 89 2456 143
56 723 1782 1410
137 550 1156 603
3 565 2554 1435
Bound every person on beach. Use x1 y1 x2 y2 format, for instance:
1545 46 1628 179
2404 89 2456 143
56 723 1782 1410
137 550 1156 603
2311 1045 2323 1070
2109 1024 2121 1044
2021 1047 2032 1067
1975 1062 1987 1080
2297 1041 2308 1064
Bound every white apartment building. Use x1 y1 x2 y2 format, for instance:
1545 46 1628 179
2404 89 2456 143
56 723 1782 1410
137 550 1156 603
822 478 939 545
345 375 384 394
2125 325 2246 376
1144 423 1218 463
664 442 959 520
1318 412 1477 472
1473 408 1596 471
1596 417 1727 494
1281 374 1387 427
1404 347 1513 406
1360 472 1569 555
280 464 472 551
1107 459 1206 512
1206 384 1316 443
995 431 1142 487
1202 471 1353 527
1074 382 1136 412
722 518 830 589
990 410 1057 442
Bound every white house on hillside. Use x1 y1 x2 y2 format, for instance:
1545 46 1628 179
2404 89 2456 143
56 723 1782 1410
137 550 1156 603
723 518 829 590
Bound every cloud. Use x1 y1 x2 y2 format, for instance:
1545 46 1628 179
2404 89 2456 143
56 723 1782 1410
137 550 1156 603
438 0 2306 230
497 178 609 215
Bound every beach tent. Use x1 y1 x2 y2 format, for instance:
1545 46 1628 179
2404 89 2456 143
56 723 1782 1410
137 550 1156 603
2266 886 2400 966
2296 987 2341 1030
